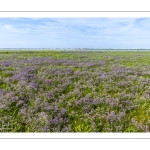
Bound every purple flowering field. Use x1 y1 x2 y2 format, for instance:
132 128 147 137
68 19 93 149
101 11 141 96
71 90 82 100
1 50 150 132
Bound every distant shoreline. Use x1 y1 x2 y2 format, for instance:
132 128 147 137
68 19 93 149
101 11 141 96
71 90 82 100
0 48 150 51
0 48 150 52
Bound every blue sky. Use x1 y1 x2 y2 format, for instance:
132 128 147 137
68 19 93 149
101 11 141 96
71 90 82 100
0 18 150 49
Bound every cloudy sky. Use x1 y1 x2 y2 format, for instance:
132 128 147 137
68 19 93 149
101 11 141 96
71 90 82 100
0 18 150 49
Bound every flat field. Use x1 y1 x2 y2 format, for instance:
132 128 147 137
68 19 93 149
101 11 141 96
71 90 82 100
1 50 150 132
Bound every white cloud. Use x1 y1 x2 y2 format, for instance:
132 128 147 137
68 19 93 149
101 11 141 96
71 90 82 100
3 24 12 29
0 18 150 48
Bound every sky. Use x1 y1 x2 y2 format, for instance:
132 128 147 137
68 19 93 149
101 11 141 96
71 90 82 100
0 18 150 49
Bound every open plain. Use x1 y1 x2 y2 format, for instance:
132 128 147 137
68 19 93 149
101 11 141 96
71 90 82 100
1 50 150 132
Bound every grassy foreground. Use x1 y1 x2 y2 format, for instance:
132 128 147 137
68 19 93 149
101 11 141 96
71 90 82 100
1 50 150 132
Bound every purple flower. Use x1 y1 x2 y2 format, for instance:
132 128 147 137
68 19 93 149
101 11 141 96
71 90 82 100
61 108 66 115
46 80 53 86
0 89 7 95
49 117 60 125
41 126 49 132
93 99 99 105
48 91 55 100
